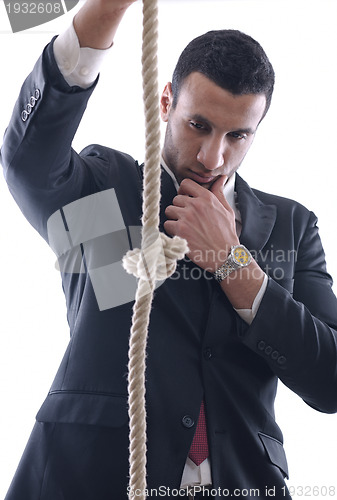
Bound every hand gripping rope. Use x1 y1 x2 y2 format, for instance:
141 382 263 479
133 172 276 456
122 1 189 498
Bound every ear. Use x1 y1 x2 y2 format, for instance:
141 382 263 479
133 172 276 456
160 82 173 122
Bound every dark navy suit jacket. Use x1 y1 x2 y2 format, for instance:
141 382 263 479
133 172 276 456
2 40 337 500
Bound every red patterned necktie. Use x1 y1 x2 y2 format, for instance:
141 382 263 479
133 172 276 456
188 400 209 466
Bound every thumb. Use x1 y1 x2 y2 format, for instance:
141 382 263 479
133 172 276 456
210 175 228 205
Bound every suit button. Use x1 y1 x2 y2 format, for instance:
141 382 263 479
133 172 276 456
277 356 286 365
34 88 40 100
264 346 273 356
257 341 266 351
182 415 194 428
26 103 32 114
203 348 212 360
271 350 279 360
21 110 28 122
29 96 36 107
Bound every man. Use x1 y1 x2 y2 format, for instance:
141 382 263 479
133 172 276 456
2 0 337 499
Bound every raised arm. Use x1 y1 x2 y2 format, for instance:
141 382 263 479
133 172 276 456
0 0 138 241
74 0 138 49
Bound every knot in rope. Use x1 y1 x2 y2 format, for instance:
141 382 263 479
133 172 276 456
123 233 189 282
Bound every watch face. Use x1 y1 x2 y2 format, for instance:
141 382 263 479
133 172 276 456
232 246 251 266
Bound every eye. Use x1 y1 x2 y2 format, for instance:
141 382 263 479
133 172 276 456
228 131 247 140
190 121 205 130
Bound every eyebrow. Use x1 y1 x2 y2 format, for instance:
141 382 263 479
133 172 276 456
189 113 255 135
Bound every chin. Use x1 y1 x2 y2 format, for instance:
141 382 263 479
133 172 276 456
196 182 212 190
201 179 217 190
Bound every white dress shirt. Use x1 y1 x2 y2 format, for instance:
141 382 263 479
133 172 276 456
53 22 268 488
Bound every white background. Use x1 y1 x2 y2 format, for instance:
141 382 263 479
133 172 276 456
1 0 337 497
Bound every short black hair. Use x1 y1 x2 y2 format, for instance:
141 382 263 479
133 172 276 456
172 29 275 119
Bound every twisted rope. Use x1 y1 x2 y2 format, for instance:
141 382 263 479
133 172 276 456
122 1 188 498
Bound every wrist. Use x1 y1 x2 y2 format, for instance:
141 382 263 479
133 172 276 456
218 260 265 310
74 0 135 49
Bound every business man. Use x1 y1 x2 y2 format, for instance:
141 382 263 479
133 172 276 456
2 0 337 499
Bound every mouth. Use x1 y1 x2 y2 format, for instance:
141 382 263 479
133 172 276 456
188 170 217 184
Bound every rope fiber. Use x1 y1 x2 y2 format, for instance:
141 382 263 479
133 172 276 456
122 1 188 498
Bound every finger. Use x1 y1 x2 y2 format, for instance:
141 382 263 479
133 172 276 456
172 194 190 208
165 204 184 220
210 175 231 209
177 178 204 197
163 219 177 236
210 174 227 196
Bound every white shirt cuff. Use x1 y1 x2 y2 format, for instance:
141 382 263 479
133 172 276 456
53 22 112 88
234 273 268 325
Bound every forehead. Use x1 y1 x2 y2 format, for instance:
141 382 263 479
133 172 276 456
176 72 266 130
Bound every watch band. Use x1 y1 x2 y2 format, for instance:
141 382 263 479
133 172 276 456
214 259 237 282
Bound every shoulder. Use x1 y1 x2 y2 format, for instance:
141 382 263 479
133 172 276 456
253 187 317 232
79 144 140 176
255 186 311 212
236 174 315 223
78 144 142 193
80 144 137 167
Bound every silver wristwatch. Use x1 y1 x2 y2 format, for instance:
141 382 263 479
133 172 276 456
214 244 252 283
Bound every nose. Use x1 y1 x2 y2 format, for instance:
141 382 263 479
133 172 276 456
196 136 224 171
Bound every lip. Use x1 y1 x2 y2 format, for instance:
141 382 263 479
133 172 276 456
188 170 216 184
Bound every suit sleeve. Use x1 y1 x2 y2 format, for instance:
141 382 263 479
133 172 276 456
0 38 108 241
239 210 337 414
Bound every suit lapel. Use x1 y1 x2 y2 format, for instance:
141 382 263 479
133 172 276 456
235 174 277 253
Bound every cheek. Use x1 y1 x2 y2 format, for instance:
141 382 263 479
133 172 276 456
174 131 196 157
226 141 253 164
